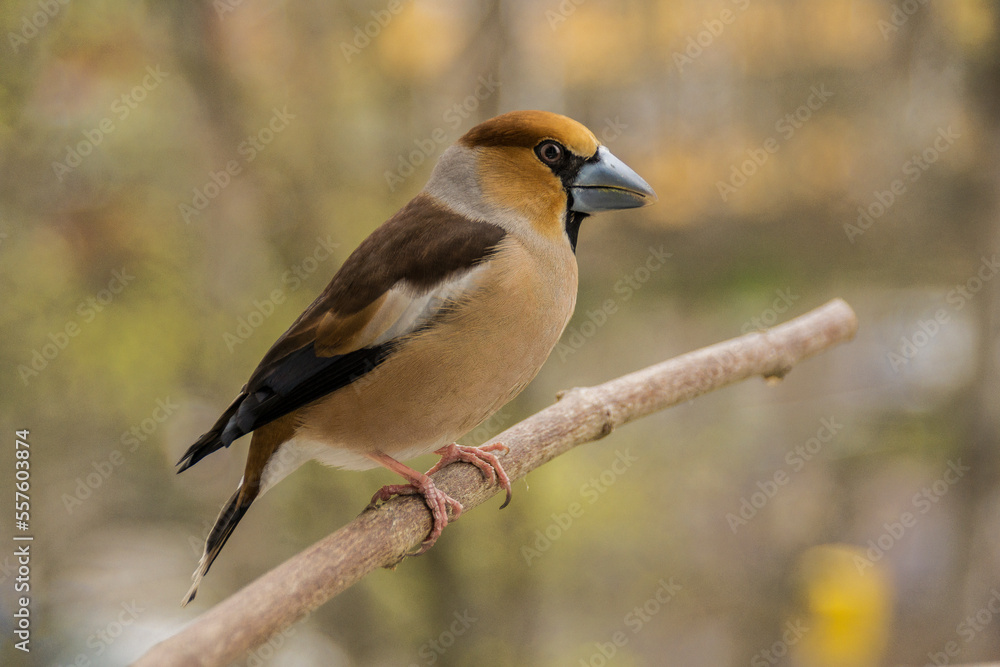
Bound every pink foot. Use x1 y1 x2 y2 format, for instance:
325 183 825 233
364 443 512 554
426 443 513 509
368 477 462 554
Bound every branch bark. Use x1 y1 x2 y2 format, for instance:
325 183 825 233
137 298 858 667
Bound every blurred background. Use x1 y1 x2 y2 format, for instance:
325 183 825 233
2 0 999 665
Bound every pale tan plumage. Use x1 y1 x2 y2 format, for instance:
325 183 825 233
177 110 656 604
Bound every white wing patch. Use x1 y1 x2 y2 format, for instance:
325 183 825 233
366 263 492 346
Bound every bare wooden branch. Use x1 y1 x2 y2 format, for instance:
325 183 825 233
136 298 858 667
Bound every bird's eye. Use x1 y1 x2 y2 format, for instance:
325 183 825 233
536 141 564 165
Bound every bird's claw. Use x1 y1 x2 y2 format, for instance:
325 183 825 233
368 478 463 554
429 442 513 509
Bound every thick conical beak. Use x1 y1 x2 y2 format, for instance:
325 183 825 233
570 146 657 213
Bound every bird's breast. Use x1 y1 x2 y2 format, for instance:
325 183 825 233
297 239 578 466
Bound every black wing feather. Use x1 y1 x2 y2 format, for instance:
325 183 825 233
227 341 396 439
176 341 395 471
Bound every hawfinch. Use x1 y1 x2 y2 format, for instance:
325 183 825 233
178 110 656 604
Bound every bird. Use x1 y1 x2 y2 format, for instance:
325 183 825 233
176 109 656 605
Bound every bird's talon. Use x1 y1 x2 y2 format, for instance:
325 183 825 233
368 483 420 509
481 442 510 456
370 474 464 555
428 443 514 509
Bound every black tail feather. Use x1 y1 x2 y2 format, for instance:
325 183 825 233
182 484 256 606
176 393 246 472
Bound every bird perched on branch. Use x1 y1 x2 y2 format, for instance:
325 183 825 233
177 110 656 605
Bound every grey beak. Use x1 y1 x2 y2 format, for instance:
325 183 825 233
570 146 657 213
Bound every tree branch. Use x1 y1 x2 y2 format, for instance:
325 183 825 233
137 298 858 667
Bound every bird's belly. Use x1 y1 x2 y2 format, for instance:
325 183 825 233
297 252 576 469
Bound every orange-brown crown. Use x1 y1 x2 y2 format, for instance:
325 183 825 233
460 110 599 158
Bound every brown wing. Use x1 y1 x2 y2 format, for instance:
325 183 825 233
177 193 506 471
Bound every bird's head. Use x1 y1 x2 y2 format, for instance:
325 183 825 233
425 110 657 251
